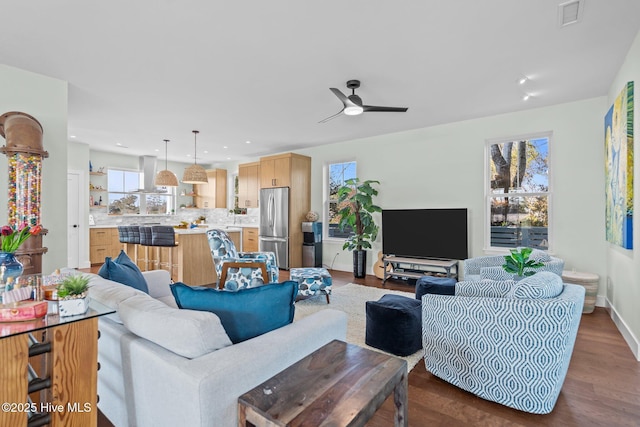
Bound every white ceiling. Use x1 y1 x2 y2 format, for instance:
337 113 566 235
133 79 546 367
1 1 639 164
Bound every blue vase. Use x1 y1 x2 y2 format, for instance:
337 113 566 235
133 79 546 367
0 252 24 285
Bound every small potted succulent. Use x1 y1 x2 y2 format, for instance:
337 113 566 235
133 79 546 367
502 247 544 280
57 275 90 317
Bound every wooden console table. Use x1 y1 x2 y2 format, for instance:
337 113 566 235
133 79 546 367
238 339 408 426
383 255 458 284
0 299 114 427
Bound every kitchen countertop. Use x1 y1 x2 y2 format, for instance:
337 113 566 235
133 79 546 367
89 224 250 233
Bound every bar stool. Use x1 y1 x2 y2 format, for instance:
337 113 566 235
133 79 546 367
138 226 153 271
151 226 179 279
117 225 139 262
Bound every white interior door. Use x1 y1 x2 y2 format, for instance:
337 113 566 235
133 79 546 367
67 172 81 268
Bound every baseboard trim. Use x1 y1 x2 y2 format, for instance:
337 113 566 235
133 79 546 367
605 298 640 361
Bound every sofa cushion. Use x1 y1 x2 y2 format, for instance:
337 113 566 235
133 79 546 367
170 281 298 344
118 294 232 359
507 271 563 299
98 250 149 293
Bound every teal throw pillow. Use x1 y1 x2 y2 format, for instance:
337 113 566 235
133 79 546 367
170 281 298 343
98 250 149 294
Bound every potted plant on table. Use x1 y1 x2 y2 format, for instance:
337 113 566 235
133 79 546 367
502 247 544 280
336 178 381 278
57 275 90 317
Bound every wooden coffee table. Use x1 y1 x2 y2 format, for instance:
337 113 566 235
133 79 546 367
238 339 408 426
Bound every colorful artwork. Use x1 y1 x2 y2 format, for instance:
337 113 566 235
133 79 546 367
605 81 634 249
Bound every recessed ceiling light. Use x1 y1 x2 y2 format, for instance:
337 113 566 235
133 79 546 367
115 142 129 148
154 149 159 152
523 94 531 101
70 135 76 138
518 76 528 85
245 140 251 144
223 146 228 149
203 150 209 154
186 153 191 157
226 157 231 160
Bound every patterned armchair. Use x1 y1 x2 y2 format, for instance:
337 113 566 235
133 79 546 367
463 248 564 281
206 229 279 288
422 272 585 414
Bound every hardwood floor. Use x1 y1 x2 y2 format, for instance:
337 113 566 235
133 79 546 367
94 268 640 427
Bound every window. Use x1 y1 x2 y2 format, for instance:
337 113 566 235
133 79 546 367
486 133 551 250
326 161 356 238
107 169 174 215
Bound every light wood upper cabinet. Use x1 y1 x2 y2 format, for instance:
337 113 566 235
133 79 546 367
195 169 227 209
238 162 260 208
260 154 292 188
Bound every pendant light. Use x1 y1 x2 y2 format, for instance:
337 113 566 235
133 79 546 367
182 130 208 184
154 139 179 187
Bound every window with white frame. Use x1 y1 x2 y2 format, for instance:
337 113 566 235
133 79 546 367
326 161 356 238
486 133 551 250
107 168 174 215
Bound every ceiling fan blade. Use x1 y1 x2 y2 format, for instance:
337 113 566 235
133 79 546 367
363 105 408 113
318 109 345 123
330 88 360 108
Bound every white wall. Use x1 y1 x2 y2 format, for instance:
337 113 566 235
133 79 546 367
605 29 640 359
297 97 608 290
0 64 68 273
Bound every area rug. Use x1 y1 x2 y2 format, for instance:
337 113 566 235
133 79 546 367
294 283 423 372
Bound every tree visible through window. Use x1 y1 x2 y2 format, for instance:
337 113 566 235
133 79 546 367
327 161 356 238
487 134 550 249
107 169 174 215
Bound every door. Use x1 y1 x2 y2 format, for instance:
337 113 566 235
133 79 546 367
67 172 81 268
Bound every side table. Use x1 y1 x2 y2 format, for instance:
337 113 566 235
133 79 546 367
562 270 599 314
238 339 408 426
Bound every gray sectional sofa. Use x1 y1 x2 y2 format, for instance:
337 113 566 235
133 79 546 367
88 270 348 427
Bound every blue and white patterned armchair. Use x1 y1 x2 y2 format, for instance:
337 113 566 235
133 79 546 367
463 248 564 281
206 229 279 288
422 272 585 414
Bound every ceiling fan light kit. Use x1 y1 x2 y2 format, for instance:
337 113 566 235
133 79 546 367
319 79 408 123
182 130 209 184
155 139 179 187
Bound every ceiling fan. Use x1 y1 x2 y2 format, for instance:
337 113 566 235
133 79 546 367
319 79 408 123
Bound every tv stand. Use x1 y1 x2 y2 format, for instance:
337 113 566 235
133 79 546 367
382 255 458 285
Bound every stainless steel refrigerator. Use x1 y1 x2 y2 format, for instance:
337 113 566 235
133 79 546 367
259 187 289 269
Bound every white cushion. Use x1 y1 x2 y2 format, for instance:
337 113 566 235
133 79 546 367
506 271 563 299
118 294 232 358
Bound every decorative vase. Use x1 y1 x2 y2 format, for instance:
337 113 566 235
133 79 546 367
0 251 24 283
353 250 367 278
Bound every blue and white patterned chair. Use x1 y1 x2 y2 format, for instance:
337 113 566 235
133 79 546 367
206 229 279 288
463 248 564 281
422 272 585 414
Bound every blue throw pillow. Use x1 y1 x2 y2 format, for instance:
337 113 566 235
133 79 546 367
98 250 149 294
170 281 298 344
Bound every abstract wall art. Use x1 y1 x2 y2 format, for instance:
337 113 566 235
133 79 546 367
605 81 634 249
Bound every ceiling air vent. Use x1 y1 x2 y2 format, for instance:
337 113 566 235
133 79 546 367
558 0 585 27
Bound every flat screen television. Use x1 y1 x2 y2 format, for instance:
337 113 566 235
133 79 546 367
382 208 468 260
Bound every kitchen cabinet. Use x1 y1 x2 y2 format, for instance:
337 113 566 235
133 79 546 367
259 152 311 268
260 154 292 188
242 227 259 252
90 227 121 264
238 162 260 208
195 169 227 209
227 230 241 251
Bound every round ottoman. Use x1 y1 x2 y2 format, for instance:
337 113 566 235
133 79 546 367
415 276 456 300
365 294 422 356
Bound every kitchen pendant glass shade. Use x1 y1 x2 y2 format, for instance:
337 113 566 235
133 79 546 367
182 130 208 184
155 139 179 187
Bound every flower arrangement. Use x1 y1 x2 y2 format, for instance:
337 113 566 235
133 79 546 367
0 224 42 253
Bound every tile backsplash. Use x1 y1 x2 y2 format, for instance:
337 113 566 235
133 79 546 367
89 207 259 227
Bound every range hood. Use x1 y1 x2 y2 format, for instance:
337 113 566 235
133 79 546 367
138 155 160 193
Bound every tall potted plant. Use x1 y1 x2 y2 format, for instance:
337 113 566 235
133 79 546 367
336 178 381 278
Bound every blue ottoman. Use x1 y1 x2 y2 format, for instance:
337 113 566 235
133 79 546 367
365 294 422 356
415 276 456 300
290 267 332 303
